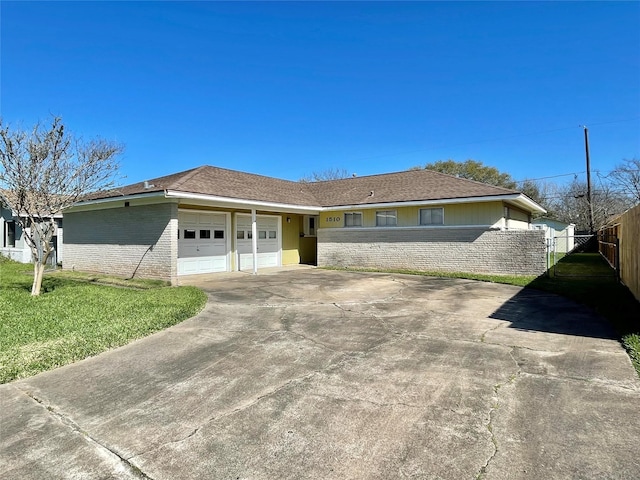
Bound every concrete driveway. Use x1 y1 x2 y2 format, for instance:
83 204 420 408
1 268 639 479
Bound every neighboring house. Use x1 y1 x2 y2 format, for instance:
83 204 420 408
0 198 64 265
532 217 575 253
63 165 547 284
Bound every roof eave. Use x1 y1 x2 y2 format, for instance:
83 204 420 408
166 190 322 214
326 193 547 214
65 191 167 210
505 194 547 215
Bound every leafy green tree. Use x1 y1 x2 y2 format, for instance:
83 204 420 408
419 159 555 214
421 159 517 189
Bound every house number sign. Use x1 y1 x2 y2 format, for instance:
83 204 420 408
325 216 341 223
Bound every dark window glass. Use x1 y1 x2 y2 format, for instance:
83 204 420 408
6 221 15 247
214 230 224 239
184 229 196 239
200 230 211 239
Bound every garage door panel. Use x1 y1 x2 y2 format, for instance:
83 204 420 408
178 256 227 275
178 212 229 275
239 252 279 270
236 215 280 271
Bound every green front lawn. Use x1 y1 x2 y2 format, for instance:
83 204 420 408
0 258 207 383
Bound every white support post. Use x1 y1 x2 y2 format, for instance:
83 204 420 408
251 209 258 275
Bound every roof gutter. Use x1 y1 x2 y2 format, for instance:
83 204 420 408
165 190 323 214
65 190 546 215
330 193 546 214
65 191 167 210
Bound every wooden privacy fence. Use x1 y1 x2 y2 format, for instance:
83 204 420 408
598 228 620 277
599 204 640 302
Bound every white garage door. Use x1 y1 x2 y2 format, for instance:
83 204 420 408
178 212 229 275
237 215 280 271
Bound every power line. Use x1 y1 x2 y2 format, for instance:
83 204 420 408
515 167 640 184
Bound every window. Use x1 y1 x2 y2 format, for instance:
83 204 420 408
419 208 444 225
237 230 245 240
376 210 397 226
269 230 277 239
344 212 362 227
184 229 196 239
6 221 15 247
214 230 224 239
259 230 267 239
200 229 211 239
304 215 319 236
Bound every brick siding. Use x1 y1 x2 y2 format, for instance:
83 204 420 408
318 227 546 276
63 203 178 284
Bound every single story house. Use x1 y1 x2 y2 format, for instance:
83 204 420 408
532 217 576 253
0 197 64 265
63 165 547 284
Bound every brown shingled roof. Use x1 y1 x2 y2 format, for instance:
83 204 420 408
92 166 320 206
88 165 521 208
306 168 518 207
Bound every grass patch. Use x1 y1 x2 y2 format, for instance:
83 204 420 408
323 265 537 287
0 257 207 383
326 255 640 377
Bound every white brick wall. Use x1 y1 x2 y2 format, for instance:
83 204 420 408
318 227 546 276
63 203 178 284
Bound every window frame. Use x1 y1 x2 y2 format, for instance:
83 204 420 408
419 207 445 226
376 210 397 227
5 220 16 248
344 212 363 227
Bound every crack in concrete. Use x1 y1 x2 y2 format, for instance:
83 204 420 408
475 347 521 479
309 391 423 410
129 369 325 461
128 329 405 462
14 386 153 480
479 322 505 343
332 302 397 334
284 330 341 353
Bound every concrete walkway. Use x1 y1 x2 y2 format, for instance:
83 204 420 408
1 269 639 479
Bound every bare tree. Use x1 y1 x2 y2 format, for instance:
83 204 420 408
0 117 123 295
549 179 632 232
300 167 351 182
606 158 640 204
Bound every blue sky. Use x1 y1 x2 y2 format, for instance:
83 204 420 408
2 1 639 187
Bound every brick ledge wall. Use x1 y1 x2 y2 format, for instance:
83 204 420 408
318 227 546 276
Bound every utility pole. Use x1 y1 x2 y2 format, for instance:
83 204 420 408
583 126 595 234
